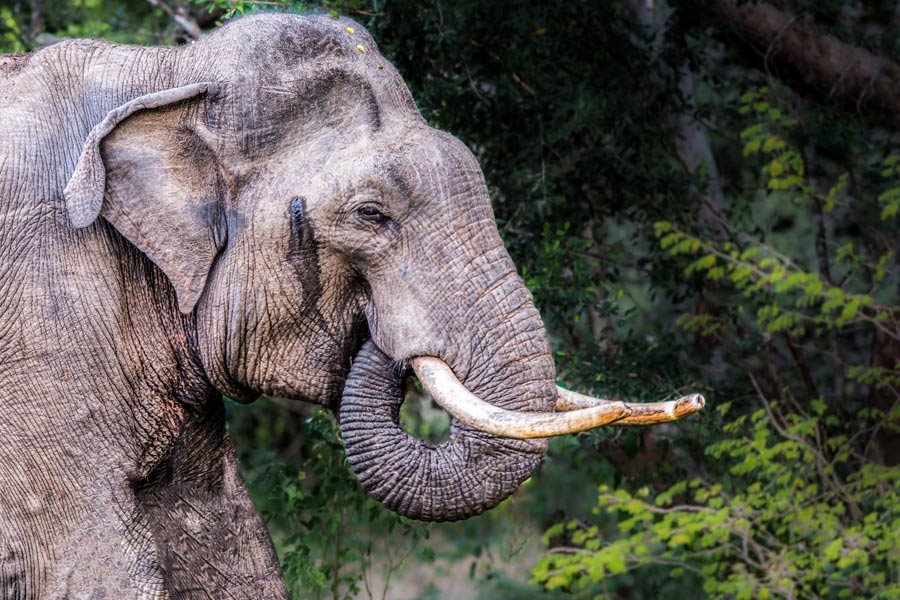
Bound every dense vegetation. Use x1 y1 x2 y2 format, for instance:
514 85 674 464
4 0 899 597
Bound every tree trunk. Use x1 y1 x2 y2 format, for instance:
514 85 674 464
689 0 900 127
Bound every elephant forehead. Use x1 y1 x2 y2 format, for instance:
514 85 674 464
328 131 483 190
196 17 424 159
312 143 477 203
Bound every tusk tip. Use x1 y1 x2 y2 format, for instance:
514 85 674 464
680 393 706 412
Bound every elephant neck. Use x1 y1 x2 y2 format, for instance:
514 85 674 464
0 222 216 482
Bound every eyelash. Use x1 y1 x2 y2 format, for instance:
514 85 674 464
356 204 389 224
357 205 382 219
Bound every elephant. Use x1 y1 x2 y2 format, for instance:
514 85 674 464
0 12 703 599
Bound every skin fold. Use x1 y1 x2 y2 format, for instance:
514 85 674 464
0 13 557 599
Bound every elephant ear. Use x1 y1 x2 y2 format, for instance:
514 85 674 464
64 83 226 314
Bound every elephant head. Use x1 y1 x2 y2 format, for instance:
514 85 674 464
63 14 702 522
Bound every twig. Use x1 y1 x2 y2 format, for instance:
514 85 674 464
147 0 202 40
510 72 537 96
749 372 863 520
463 63 486 102
602 494 706 515
780 332 820 398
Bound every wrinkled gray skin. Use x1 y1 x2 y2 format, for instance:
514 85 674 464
0 12 556 599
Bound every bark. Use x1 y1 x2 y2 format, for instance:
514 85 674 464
29 0 44 39
631 0 729 236
696 0 900 127
868 328 900 466
147 0 202 40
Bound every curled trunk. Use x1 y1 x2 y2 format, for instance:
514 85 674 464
339 340 548 521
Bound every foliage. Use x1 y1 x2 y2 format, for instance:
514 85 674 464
5 0 900 597
0 0 172 48
188 0 298 20
534 398 900 599
530 71 900 600
232 406 433 599
0 7 27 53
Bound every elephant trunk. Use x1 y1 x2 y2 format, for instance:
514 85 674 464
338 263 561 521
339 338 551 521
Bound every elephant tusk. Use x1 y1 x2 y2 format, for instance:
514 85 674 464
556 387 705 426
411 357 633 439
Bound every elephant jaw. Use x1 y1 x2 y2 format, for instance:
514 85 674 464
411 356 705 439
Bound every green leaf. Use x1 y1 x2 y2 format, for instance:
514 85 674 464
824 539 843 561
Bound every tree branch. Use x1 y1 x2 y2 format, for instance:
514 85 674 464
147 0 202 40
695 0 900 127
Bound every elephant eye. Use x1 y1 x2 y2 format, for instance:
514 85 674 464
357 204 385 222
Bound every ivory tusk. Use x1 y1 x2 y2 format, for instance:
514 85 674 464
556 387 705 426
411 357 633 439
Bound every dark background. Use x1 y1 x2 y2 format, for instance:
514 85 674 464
3 1 899 597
